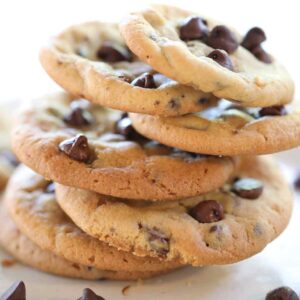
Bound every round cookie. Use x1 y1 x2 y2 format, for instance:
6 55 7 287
0 199 167 280
40 21 217 117
56 156 292 266
11 93 237 201
5 165 183 276
129 100 300 156
120 4 294 106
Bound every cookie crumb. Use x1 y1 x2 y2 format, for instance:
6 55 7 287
122 285 131 296
1 259 17 268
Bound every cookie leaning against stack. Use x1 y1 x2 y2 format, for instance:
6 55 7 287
4 3 299 283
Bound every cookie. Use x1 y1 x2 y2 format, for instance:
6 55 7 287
0 199 168 280
11 93 236 200
56 156 292 266
5 165 183 276
129 100 300 156
120 4 294 106
40 21 217 117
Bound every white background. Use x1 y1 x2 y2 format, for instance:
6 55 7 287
0 1 299 299
0 0 299 101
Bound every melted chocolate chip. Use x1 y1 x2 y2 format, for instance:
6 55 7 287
63 106 93 127
242 27 266 50
251 45 272 63
189 200 224 223
0 150 19 167
131 73 156 89
139 224 170 256
179 17 209 41
77 288 105 300
45 182 55 194
232 178 263 199
96 41 132 62
259 105 287 117
265 286 299 300
59 134 91 163
115 117 146 141
0 281 26 300
207 25 238 54
207 50 233 70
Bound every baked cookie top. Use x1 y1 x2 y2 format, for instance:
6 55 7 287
120 4 294 106
12 93 236 200
130 100 300 156
4 165 182 274
40 21 217 116
0 198 141 280
56 156 292 266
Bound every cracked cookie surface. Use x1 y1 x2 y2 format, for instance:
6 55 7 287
130 100 300 156
56 156 292 266
120 4 294 106
4 165 183 278
12 92 236 200
40 21 217 116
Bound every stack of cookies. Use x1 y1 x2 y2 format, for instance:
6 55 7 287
2 4 300 282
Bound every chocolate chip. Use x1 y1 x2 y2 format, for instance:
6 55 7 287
139 224 170 256
232 178 263 199
259 105 287 117
77 288 105 300
0 281 26 300
294 174 300 190
96 41 132 62
131 73 156 89
0 150 19 167
115 117 146 141
251 45 272 63
242 27 267 50
189 200 224 223
207 50 233 70
63 106 93 127
45 182 55 194
265 286 299 300
207 25 238 54
59 134 91 163
179 17 209 41
168 99 180 109
241 27 272 63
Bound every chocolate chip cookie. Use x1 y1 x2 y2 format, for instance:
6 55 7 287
0 198 161 280
120 4 294 106
129 100 300 155
4 165 183 278
12 93 237 200
40 21 217 117
56 156 292 266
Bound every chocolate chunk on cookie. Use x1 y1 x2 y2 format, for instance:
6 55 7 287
207 25 238 54
189 200 224 223
59 135 91 163
232 178 264 199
